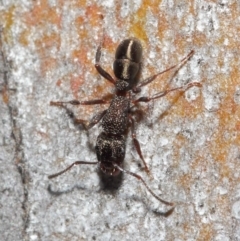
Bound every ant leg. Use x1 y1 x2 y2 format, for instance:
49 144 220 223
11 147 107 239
51 102 107 130
48 161 98 179
85 109 107 129
50 99 108 106
129 115 150 174
113 163 174 206
95 42 116 85
134 82 201 104
137 50 194 89
69 108 107 130
50 99 109 129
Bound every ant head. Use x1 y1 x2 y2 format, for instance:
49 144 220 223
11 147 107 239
100 163 121 176
113 38 142 91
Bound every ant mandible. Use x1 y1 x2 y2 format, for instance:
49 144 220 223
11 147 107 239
48 37 201 208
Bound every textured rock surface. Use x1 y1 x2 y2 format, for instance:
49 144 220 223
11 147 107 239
0 1 239 240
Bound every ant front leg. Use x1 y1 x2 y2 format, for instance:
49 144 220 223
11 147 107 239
113 163 174 208
129 115 150 174
95 40 116 85
48 161 98 179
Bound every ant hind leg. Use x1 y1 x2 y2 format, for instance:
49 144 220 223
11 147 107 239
95 37 116 85
137 50 195 89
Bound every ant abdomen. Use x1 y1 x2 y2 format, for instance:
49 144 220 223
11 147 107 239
113 38 142 84
115 38 142 62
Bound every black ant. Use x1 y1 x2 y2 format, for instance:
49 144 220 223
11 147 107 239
48 37 201 208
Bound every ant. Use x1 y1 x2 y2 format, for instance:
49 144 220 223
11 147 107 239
48 37 201 209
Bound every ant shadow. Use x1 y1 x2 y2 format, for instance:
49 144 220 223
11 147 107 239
47 167 124 196
47 175 174 217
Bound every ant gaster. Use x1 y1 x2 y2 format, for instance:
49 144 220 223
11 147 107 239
48 38 201 208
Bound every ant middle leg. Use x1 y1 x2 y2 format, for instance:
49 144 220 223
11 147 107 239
133 82 201 104
50 99 108 106
50 101 108 130
129 115 150 174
